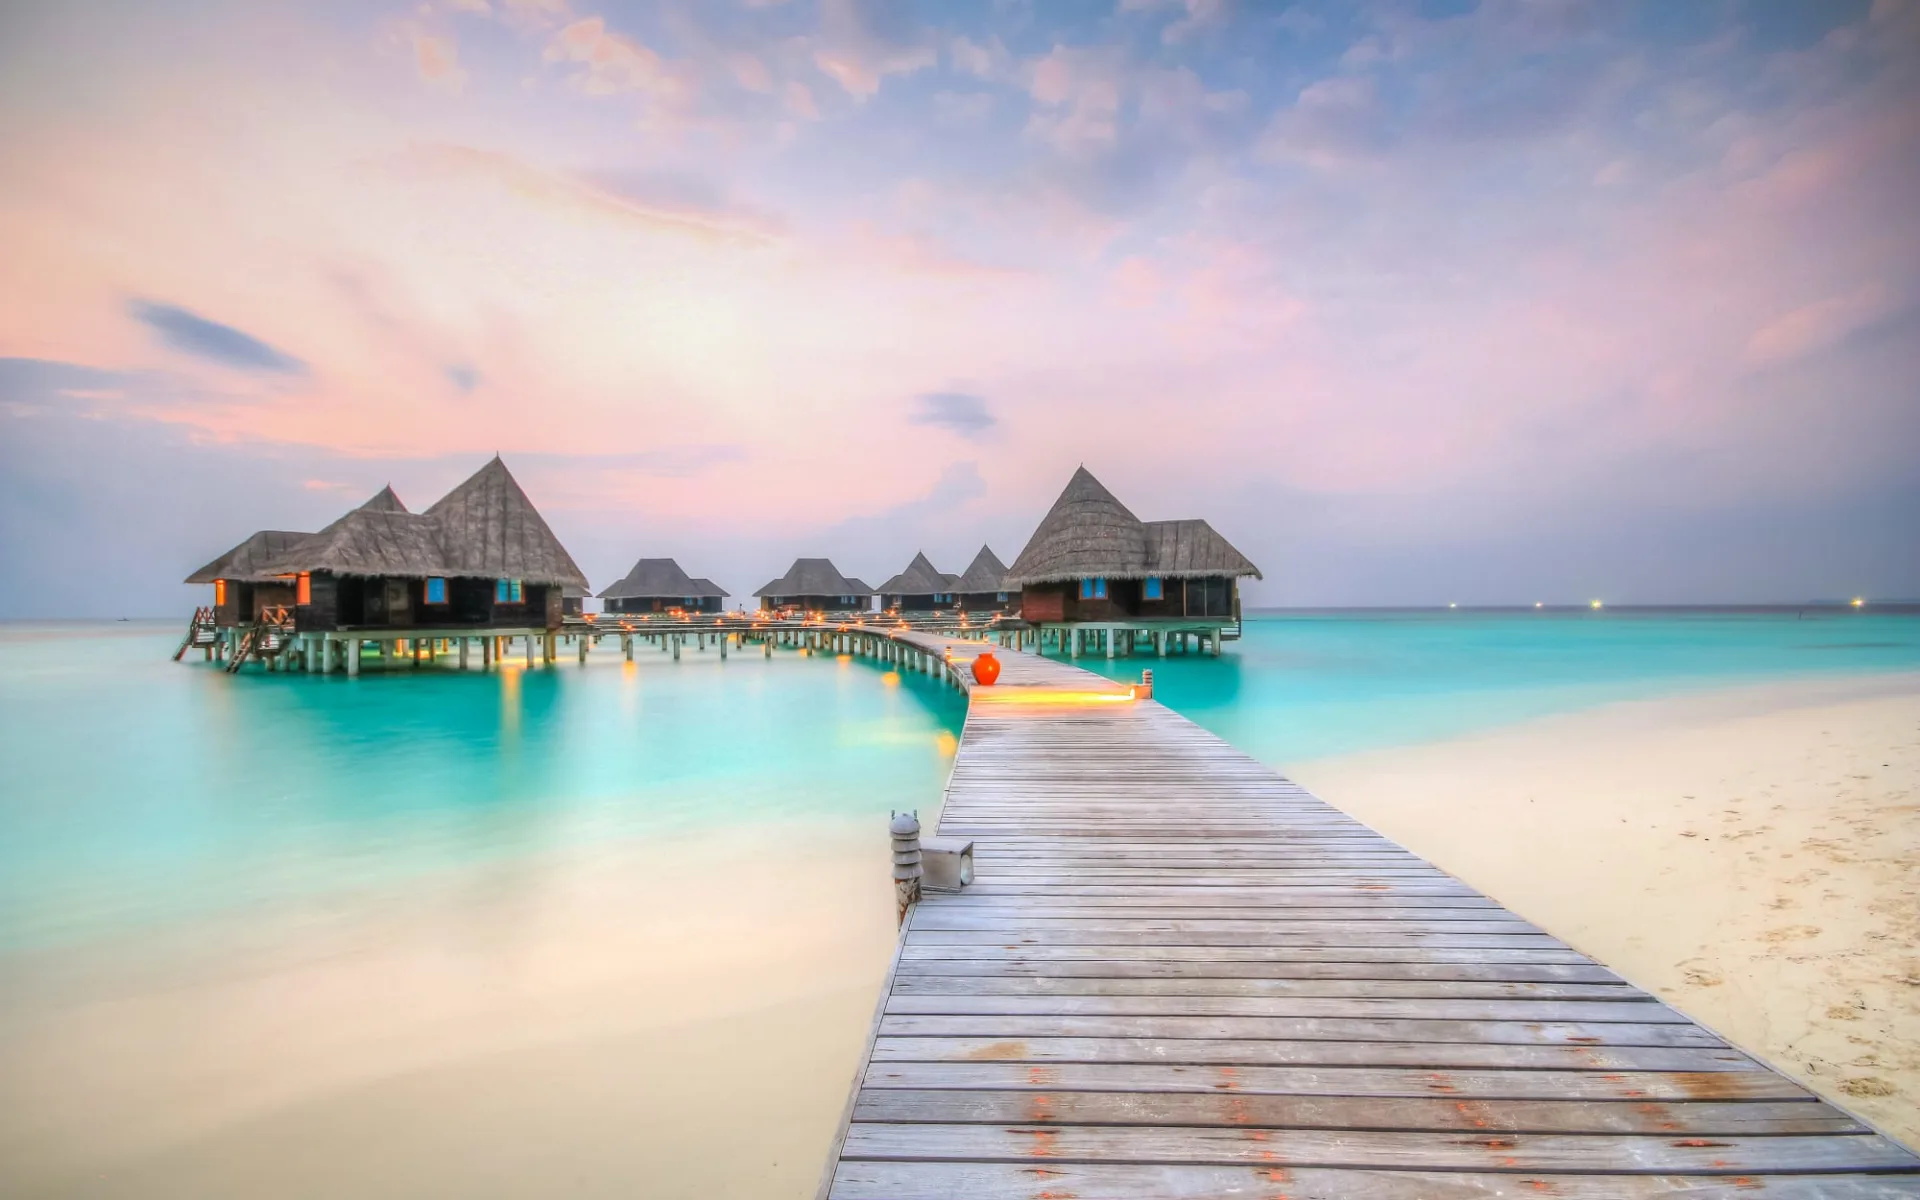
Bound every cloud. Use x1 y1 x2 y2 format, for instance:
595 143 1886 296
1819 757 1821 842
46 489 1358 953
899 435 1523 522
812 0 937 98
544 16 693 117
445 363 481 392
909 391 996 439
413 33 468 92
363 144 779 244
1746 286 1898 367
1026 45 1124 157
127 301 307 374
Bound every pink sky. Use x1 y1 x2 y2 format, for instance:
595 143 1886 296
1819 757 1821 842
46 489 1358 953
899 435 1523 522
2 0 1916 613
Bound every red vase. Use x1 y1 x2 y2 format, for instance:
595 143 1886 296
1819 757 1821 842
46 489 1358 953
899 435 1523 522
971 651 1001 686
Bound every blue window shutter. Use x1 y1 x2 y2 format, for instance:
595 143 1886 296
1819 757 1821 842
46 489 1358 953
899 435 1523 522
1145 576 1162 600
496 579 508 603
427 577 446 604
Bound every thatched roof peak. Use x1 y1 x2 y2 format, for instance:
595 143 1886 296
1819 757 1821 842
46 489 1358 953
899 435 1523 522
877 550 955 596
600 557 728 599
755 558 871 599
953 545 1008 593
424 457 588 588
359 485 408 513
1005 467 1261 585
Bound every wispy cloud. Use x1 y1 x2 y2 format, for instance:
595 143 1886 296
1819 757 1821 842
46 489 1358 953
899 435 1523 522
127 301 307 375
909 392 996 439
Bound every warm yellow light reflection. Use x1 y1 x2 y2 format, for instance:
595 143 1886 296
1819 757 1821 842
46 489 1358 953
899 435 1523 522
1590 599 1604 609
1851 597 1865 608
882 671 900 687
971 688 1135 706
935 731 959 756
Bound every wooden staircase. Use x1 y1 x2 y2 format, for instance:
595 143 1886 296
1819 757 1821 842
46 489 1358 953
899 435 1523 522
224 606 295 673
173 607 219 661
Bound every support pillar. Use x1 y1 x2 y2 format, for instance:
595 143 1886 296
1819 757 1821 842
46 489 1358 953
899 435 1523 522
347 639 361 677
720 634 728 660
672 635 681 661
1106 627 1116 659
524 635 534 668
623 635 634 662
543 632 555 663
578 637 588 664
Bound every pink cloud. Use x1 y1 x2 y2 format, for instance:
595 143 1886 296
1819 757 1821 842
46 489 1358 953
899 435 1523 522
1746 286 1895 367
412 33 468 93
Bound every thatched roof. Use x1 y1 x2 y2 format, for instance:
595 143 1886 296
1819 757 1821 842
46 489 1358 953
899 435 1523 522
952 545 1008 594
252 488 449 580
1143 519 1262 580
600 557 728 600
1005 467 1150 585
237 459 589 587
185 530 312 584
877 551 956 596
1005 466 1261 585
425 457 588 588
755 558 871 599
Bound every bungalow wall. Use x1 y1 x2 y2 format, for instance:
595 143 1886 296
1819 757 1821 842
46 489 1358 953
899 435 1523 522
605 596 723 615
1021 576 1238 622
299 575 563 631
763 594 868 613
884 593 957 612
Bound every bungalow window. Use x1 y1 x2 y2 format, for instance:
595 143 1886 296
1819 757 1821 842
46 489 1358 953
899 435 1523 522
426 577 447 604
214 579 227 606
1079 577 1107 600
496 578 523 604
1144 576 1163 601
296 572 312 605
996 591 1007 602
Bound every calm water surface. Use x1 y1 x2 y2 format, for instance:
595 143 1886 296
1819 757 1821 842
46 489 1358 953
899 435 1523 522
1069 608 1920 763
4 611 1917 952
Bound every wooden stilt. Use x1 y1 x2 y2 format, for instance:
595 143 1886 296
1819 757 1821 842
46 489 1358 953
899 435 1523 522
347 639 361 677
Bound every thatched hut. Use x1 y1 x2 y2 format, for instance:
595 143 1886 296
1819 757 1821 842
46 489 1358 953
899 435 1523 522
951 545 1013 613
876 551 958 613
755 559 873 614
1006 466 1260 629
599 558 729 614
229 457 588 633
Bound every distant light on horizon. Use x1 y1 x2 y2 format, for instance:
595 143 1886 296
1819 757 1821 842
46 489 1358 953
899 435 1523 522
1448 602 1457 609
1535 602 1544 609
1590 599 1604 609
1852 597 1866 608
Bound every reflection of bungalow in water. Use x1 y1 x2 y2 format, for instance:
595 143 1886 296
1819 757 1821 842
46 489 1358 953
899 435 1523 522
877 551 957 613
599 558 729 614
1006 466 1260 656
181 457 589 670
755 559 873 614
951 545 1015 613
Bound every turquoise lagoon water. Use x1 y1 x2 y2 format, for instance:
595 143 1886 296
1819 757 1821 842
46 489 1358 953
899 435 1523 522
1067 608 1920 765
0 623 965 952
3 610 1917 953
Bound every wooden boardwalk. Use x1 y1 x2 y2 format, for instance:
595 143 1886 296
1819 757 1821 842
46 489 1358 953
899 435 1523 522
821 632 1920 1198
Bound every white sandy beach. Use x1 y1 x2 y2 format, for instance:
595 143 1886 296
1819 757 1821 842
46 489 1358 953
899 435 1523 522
1295 671 1920 1148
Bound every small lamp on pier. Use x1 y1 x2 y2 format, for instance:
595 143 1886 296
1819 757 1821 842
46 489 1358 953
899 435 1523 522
1132 668 1154 700
920 836 975 893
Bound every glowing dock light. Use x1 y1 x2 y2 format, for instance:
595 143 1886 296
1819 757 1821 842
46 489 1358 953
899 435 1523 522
1448 602 1457 609
1534 602 1543 609
1851 597 1865 608
1590 599 1604 609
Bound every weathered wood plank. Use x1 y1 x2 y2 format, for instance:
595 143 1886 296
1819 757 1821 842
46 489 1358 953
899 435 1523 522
887 975 1639 999
848 1090 1864 1135
838 1123 1920 1173
829 1162 1920 1200
859 1061 1813 1101
869 1036 1749 1072
877 1014 1725 1048
881 994 1686 1023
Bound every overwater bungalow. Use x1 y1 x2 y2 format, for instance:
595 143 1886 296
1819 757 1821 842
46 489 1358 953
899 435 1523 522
598 558 729 615
179 457 589 671
876 551 958 613
1005 466 1260 656
951 545 1014 613
755 558 873 614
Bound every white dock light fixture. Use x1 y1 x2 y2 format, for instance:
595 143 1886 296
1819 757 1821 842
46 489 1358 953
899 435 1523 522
921 837 975 893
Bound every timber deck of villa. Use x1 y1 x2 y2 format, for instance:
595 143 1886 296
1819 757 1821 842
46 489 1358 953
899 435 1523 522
816 630 1920 1198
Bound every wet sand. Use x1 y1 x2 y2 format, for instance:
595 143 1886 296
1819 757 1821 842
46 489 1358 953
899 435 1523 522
0 818 899 1198
1294 671 1920 1147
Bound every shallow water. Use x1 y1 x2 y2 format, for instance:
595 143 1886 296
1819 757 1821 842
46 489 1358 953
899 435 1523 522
0 623 965 953
1065 608 1920 766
